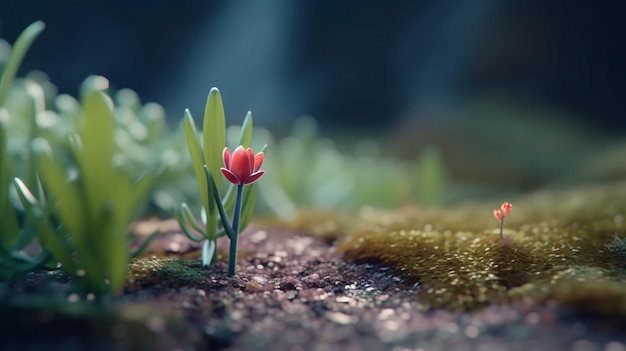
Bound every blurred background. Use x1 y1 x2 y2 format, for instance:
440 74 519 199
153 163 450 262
1 0 625 206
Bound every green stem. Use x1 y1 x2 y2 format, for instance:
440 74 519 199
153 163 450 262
204 166 234 238
228 184 244 276
500 219 504 240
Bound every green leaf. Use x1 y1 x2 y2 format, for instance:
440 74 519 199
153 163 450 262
13 178 36 207
181 203 207 237
202 88 225 241
79 75 109 99
0 117 19 245
12 178 40 247
221 184 236 215
12 174 74 272
203 166 233 238
202 88 226 192
238 144 265 231
201 239 216 267
105 172 152 292
237 111 254 147
108 232 129 292
78 91 116 221
33 139 85 238
110 172 153 232
131 230 161 259
174 209 205 243
0 21 45 107
183 110 209 218
239 183 258 232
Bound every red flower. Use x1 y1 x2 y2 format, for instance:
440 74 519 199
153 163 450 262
493 208 505 221
500 202 512 216
493 202 512 240
493 202 512 220
220 146 265 185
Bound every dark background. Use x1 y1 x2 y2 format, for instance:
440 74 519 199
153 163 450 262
1 0 625 136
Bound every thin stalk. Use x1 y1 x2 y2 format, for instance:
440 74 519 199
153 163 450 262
228 184 244 276
499 219 504 240
204 166 233 238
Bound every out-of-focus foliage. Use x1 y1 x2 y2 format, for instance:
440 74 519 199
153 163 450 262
1 21 451 228
32 88 153 298
0 21 51 282
256 116 449 219
1 72 198 216
0 19 457 298
0 116 50 281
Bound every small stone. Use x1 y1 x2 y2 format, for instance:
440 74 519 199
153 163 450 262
279 280 298 291
325 311 358 325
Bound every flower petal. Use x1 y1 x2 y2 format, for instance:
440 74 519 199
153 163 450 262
244 170 265 185
253 152 265 172
230 146 252 182
221 168 240 185
245 148 255 174
222 147 231 168
493 209 504 221
500 202 512 215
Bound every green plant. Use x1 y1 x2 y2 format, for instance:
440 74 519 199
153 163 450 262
0 21 52 281
175 88 261 268
31 88 155 299
0 115 50 281
2 28 194 216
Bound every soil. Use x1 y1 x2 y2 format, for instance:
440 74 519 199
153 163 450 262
1 218 625 351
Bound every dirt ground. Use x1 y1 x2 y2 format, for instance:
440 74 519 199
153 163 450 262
1 219 625 351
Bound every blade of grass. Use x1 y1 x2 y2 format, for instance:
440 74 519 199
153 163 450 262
0 21 45 107
130 230 161 259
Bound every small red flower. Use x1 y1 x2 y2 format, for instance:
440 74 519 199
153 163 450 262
220 146 265 185
494 202 512 220
493 208 505 221
493 202 513 240
500 202 512 216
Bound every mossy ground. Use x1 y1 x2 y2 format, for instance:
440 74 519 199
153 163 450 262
5 182 626 350
337 181 626 317
127 256 207 289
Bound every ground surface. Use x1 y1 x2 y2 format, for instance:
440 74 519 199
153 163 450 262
1 220 625 351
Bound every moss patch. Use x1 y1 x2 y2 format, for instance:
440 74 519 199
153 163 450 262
338 181 626 316
127 256 207 289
